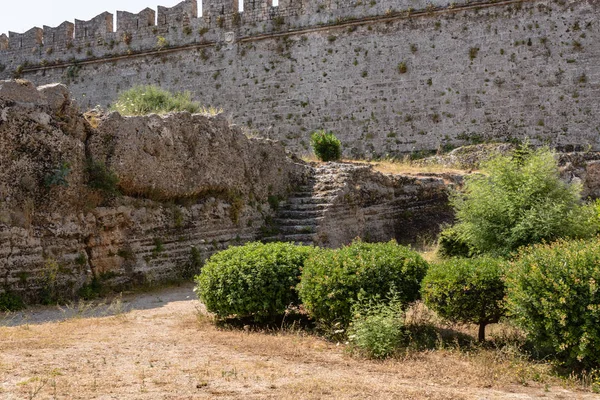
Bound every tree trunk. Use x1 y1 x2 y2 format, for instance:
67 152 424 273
478 323 486 342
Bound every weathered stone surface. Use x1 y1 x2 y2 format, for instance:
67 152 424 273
0 79 45 106
264 162 463 248
0 80 309 302
313 164 461 248
89 111 301 202
37 83 70 112
2 0 599 157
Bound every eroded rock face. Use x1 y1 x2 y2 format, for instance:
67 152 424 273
89 111 297 202
0 80 308 303
310 164 462 248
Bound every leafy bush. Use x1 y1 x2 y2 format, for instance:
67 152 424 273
44 162 71 188
0 290 25 312
437 224 471 258
347 292 406 359
298 240 428 327
111 85 221 116
422 256 507 341
86 159 120 199
450 146 597 256
195 242 314 321
310 130 341 162
506 239 600 369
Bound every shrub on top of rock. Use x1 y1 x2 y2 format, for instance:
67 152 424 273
195 242 314 322
421 256 507 342
297 240 428 327
310 130 342 162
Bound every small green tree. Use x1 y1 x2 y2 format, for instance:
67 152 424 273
449 146 597 256
310 130 341 162
421 256 507 342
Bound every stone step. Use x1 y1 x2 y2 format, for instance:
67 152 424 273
312 183 345 192
277 225 317 234
289 191 314 198
277 209 323 219
273 216 324 225
278 202 333 211
262 233 317 244
282 197 333 206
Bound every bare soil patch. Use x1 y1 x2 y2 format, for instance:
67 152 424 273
0 284 597 399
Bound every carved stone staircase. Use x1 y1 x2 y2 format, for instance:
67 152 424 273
261 163 354 245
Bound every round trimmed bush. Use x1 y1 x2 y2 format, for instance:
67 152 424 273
506 239 600 369
421 256 507 341
195 242 314 321
310 130 341 162
297 240 428 326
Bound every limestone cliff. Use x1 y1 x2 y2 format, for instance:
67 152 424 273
0 79 308 303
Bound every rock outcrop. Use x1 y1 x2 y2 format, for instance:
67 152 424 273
0 80 308 303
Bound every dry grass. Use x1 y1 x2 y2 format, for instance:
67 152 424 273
301 155 469 176
0 284 597 399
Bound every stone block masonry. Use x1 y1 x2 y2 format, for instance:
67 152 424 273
1 0 599 157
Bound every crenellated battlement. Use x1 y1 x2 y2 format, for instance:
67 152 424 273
8 27 42 51
157 0 197 26
43 22 74 49
0 34 7 51
0 0 484 73
117 8 156 33
0 0 597 160
74 12 113 40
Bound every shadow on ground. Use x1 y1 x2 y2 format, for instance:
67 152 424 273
0 282 197 327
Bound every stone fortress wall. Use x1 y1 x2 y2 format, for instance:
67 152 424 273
1 0 599 157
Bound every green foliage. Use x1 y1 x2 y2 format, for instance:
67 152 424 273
111 85 209 116
0 290 25 312
422 256 507 341
506 239 600 369
77 277 102 300
86 159 120 199
437 225 471 258
298 240 428 327
347 292 406 359
310 130 342 162
44 162 71 188
178 246 203 280
195 242 314 321
156 36 169 49
397 61 407 74
450 147 598 256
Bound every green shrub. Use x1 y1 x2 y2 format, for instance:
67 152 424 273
506 239 600 369
437 225 471 258
0 290 25 312
298 240 428 327
111 85 220 116
422 256 507 341
450 146 598 256
195 242 314 321
44 162 71 188
310 130 342 162
347 292 406 359
86 159 120 199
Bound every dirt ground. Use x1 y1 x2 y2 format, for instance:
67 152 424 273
0 284 598 400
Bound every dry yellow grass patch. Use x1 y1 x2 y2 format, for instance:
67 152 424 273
0 284 596 399
301 155 469 176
